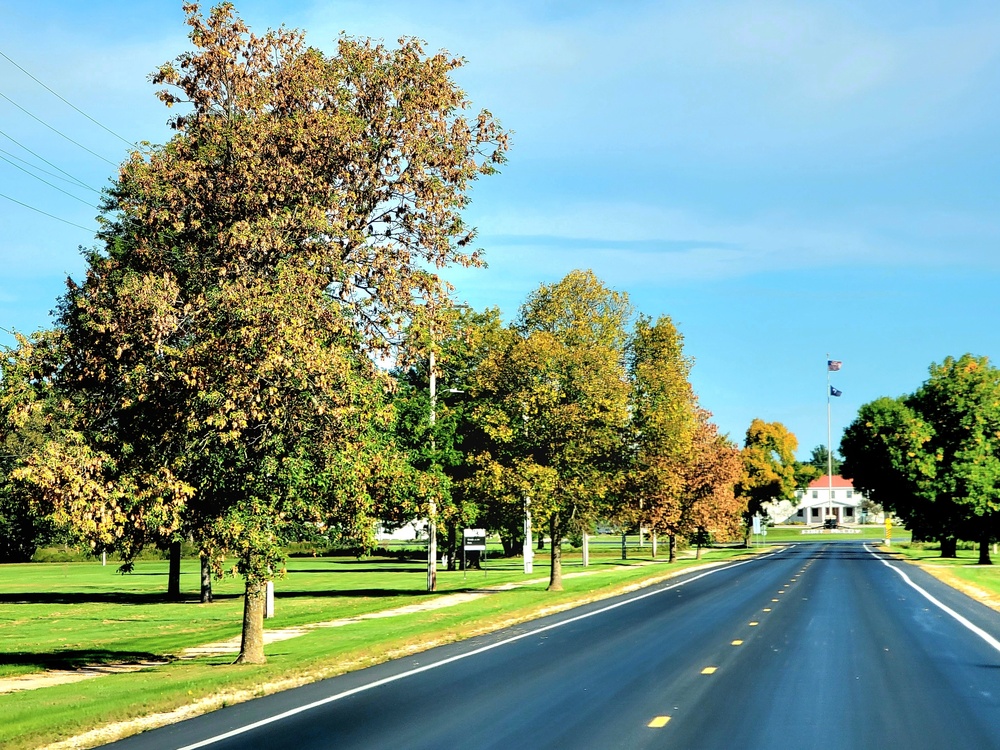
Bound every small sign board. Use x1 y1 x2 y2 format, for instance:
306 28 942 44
463 528 487 551
752 515 761 535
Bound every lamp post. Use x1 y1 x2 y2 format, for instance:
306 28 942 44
427 347 438 592
426 303 468 592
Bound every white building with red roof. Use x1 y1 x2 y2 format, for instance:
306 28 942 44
766 474 881 526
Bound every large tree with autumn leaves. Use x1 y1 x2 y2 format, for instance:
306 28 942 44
16 3 507 663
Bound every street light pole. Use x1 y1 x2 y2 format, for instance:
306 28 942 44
427 347 438 592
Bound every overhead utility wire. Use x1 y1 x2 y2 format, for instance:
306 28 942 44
0 152 98 208
0 50 135 148
0 91 117 166
0 190 95 232
0 146 101 193
0 126 95 191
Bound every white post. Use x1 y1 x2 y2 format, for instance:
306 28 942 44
427 348 437 592
582 532 590 567
651 531 658 558
264 580 274 619
102 551 106 567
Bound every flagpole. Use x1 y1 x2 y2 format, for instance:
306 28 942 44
827 355 833 527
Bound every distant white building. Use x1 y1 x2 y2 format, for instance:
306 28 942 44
766 475 882 526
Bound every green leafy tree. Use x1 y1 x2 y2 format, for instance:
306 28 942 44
737 419 799 539
842 355 1000 561
619 315 699 558
16 3 508 664
471 270 632 590
0 332 64 562
911 355 1000 562
391 307 504 566
841 396 943 545
805 444 841 478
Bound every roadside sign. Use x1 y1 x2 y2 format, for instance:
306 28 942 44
752 515 761 535
463 528 487 551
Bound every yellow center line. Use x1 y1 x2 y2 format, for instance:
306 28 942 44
732 640 744 646
749 621 759 626
648 716 671 728
763 608 772 612
772 598 780 602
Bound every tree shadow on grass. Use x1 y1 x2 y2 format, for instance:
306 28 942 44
0 592 242 605
0 649 166 672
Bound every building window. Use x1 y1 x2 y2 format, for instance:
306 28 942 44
845 508 854 517
797 509 804 517
812 491 818 499
811 508 819 518
831 490 836 498
847 490 853 498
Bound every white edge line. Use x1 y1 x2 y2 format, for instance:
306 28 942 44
863 544 1000 654
176 548 783 750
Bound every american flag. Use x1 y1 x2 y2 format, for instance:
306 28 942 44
828 360 842 372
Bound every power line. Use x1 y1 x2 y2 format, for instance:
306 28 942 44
0 126 96 191
0 90 118 166
0 146 101 194
0 190 95 232
0 152 99 208
0 49 136 148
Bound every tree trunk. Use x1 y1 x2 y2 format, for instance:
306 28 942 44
548 514 563 591
668 534 676 563
538 533 545 551
696 534 702 560
235 579 267 664
167 540 182 600
979 532 992 565
940 536 958 558
200 555 213 604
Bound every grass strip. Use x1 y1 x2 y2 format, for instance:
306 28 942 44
882 542 1000 611
1 547 754 749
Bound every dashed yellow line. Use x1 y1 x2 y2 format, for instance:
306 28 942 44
648 716 671 728
763 608 772 612
731 640 744 646
749 621 759 626
701 666 718 675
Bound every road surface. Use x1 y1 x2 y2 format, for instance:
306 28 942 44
107 542 1000 750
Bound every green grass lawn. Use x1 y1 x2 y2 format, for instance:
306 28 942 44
884 541 1000 603
0 545 753 749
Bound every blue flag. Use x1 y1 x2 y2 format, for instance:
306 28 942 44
830 386 842 397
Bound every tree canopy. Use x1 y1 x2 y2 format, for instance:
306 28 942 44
842 354 1000 561
13 2 508 663
471 270 632 590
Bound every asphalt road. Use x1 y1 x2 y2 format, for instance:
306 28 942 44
107 542 1000 750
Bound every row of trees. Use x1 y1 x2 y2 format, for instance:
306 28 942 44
391 270 755 592
841 354 1000 563
0 4 801 663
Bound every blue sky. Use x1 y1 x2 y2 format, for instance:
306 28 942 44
3 1 1000 458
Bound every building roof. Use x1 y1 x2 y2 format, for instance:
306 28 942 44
806 474 854 489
